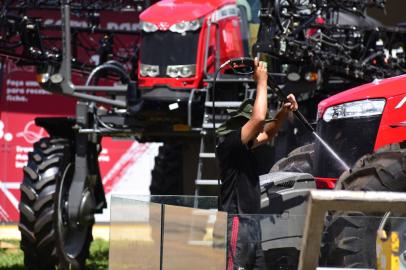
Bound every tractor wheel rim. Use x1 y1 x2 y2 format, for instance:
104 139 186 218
57 163 89 259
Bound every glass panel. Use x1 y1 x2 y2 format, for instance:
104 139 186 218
109 196 162 270
109 195 227 270
225 213 406 270
222 213 305 270
162 204 227 270
109 195 406 270
318 213 406 270
149 195 219 209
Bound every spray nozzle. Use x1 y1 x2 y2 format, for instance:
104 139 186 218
227 57 256 75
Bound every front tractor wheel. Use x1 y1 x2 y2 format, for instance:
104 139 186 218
323 144 406 268
19 137 93 270
270 143 314 174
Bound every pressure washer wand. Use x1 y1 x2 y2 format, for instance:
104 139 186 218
226 57 314 131
266 77 315 133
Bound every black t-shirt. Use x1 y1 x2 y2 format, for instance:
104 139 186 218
216 129 261 214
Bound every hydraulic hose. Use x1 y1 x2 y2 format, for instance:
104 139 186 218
86 61 129 86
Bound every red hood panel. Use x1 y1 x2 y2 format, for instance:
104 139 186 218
319 74 406 110
140 0 235 28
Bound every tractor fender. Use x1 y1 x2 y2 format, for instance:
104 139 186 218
35 117 76 140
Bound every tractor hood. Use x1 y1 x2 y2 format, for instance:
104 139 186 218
140 0 235 30
318 74 406 111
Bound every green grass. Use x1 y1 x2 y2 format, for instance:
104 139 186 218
0 240 23 270
86 239 109 270
0 239 109 270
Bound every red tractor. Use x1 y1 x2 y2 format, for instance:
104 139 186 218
270 74 406 268
135 0 251 195
1 0 251 269
250 1 406 267
5 0 403 268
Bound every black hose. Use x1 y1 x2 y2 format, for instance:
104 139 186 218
211 62 228 148
266 75 315 133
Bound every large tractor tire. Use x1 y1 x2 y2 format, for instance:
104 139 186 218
322 144 406 268
150 143 183 195
19 137 93 270
270 143 314 174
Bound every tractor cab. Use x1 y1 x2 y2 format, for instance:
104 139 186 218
138 0 246 89
135 0 250 139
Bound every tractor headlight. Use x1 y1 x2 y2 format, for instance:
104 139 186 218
140 21 158 32
140 64 160 77
166 64 196 78
322 99 386 122
169 19 202 33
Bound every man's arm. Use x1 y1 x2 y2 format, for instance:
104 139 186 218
252 94 298 148
240 59 268 145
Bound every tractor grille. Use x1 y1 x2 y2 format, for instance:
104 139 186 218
314 115 382 178
140 30 200 77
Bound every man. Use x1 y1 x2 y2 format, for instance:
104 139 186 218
216 59 298 270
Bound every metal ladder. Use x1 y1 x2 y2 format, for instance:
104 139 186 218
194 90 242 197
190 86 243 243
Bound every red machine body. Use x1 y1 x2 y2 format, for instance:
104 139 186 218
315 75 406 187
318 75 406 149
138 0 245 90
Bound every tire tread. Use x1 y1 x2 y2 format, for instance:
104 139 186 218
19 137 92 270
323 146 406 268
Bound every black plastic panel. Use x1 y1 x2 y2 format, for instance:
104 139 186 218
140 30 200 76
314 115 382 178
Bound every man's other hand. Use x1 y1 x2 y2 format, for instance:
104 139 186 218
282 94 298 112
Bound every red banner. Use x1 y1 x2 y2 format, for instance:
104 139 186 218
0 7 156 222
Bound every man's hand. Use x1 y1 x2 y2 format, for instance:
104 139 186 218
251 93 298 148
282 94 298 112
253 57 268 85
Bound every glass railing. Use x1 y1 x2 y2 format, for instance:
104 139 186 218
109 195 406 270
109 195 227 270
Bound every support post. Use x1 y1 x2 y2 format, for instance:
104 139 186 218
298 190 406 270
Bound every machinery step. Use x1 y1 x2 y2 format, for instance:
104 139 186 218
202 123 221 129
199 153 216 158
204 75 254 83
195 179 220 186
204 101 241 108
